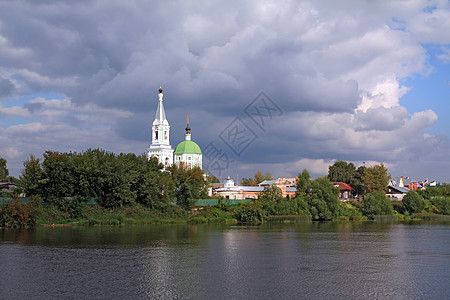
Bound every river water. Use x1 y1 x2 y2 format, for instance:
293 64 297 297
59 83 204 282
1 221 449 299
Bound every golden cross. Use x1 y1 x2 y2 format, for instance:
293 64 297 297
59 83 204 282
186 115 190 124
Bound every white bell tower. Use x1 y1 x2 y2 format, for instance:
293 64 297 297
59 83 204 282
147 85 174 167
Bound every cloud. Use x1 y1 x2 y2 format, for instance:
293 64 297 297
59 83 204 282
437 46 450 63
0 0 448 182
0 76 15 98
355 106 409 131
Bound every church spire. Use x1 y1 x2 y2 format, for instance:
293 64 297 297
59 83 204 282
185 115 191 141
148 84 173 167
154 85 168 125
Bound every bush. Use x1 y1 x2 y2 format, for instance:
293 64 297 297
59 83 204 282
52 197 86 219
306 177 340 220
236 201 268 223
362 191 393 217
392 201 406 214
402 191 425 214
338 202 364 220
431 197 450 215
0 198 36 228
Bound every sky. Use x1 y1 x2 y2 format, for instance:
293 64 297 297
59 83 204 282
0 0 449 182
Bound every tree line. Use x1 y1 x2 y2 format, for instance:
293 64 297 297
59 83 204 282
18 149 208 211
1 154 449 228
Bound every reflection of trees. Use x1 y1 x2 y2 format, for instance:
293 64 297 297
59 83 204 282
1 224 222 247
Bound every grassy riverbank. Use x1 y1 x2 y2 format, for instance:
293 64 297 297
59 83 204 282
2 187 450 228
33 204 239 227
2 197 449 229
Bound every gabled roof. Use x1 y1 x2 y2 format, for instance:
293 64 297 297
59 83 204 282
258 180 276 186
333 182 354 191
216 186 263 192
388 185 410 194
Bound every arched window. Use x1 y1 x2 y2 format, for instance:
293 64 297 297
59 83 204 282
155 130 159 140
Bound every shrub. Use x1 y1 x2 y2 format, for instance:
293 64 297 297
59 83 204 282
236 201 268 223
338 202 364 220
402 191 425 214
0 198 36 228
431 197 450 215
362 191 393 217
52 197 86 219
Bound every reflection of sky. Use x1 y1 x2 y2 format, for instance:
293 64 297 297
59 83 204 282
140 245 179 299
1 224 449 299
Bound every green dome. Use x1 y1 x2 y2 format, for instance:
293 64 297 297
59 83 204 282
174 140 202 154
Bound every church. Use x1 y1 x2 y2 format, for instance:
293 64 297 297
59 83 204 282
147 86 202 169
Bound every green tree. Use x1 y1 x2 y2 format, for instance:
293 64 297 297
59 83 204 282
363 163 390 193
20 155 44 196
241 177 256 186
136 156 174 210
402 191 425 214
263 171 273 181
71 149 104 200
242 170 273 186
40 151 75 202
254 170 265 184
328 161 356 183
296 169 311 197
236 200 268 223
362 191 393 217
259 185 284 215
259 185 283 203
351 166 365 196
431 197 450 215
206 173 220 184
169 164 207 209
307 176 340 220
0 157 9 180
96 151 138 208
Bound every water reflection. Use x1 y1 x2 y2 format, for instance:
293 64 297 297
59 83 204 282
1 222 449 299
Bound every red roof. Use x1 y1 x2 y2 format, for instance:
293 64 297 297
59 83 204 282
333 182 354 191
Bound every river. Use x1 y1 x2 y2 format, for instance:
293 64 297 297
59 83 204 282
1 221 449 299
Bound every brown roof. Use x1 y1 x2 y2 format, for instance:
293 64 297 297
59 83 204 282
333 182 354 191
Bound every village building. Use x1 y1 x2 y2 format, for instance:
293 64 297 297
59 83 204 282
259 177 297 198
386 185 410 201
215 177 263 199
214 177 298 199
0 179 15 193
333 182 355 201
389 176 428 191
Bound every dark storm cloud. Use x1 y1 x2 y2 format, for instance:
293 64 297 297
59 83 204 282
0 77 14 98
23 101 43 113
0 0 449 181
1 0 362 115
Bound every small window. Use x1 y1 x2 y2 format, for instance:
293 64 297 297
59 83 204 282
188 156 192 160
164 131 167 140
155 130 158 140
